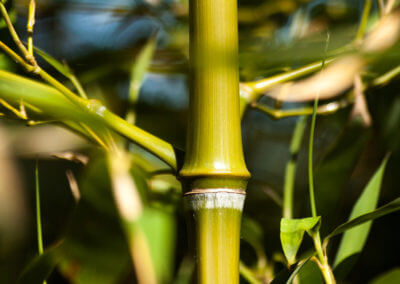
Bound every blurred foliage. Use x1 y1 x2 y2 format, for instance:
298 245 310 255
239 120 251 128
0 0 400 283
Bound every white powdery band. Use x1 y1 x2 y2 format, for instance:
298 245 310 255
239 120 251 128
184 190 246 211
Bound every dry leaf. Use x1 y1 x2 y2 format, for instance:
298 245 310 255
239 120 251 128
268 56 364 102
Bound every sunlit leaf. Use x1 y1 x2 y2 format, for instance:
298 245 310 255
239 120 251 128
280 217 320 265
333 155 390 269
129 37 156 103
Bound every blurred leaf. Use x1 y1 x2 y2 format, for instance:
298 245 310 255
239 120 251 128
242 217 265 254
369 268 400 284
297 260 323 284
18 245 63 284
333 253 360 281
0 9 16 29
129 37 156 103
59 154 131 284
0 70 82 119
315 119 371 232
174 255 194 284
270 267 295 284
126 37 157 123
325 196 400 241
333 155 390 269
280 217 320 265
33 46 71 78
136 206 176 283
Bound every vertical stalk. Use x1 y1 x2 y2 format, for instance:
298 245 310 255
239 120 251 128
181 0 250 282
282 116 307 219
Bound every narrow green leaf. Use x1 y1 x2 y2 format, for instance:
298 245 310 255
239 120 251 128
34 46 88 98
369 268 400 284
126 37 156 123
333 155 390 267
241 217 264 254
33 46 71 78
326 196 400 240
285 258 310 284
129 37 156 104
280 217 321 265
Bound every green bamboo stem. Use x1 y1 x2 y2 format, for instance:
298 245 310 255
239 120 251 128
185 192 245 284
35 162 47 284
181 0 249 181
282 116 307 219
181 0 250 282
0 3 33 63
27 0 36 57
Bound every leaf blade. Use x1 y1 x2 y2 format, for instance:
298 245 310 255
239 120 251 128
280 217 321 265
326 196 400 240
333 155 390 267
33 46 71 78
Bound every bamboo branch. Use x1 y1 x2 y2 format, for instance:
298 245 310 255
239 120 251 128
240 58 336 104
27 0 36 57
0 70 178 170
0 2 35 65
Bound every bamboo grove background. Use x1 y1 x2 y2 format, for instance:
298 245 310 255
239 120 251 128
0 0 400 283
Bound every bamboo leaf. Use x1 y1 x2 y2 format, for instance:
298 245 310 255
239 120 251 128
369 268 400 284
33 46 71 78
129 37 156 104
241 217 264 254
280 217 321 265
285 258 310 284
137 207 176 283
325 196 400 240
333 155 390 268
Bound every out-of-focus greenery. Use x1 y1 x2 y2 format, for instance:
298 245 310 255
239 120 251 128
0 0 400 283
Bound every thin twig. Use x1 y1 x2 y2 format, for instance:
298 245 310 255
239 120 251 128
0 2 35 64
0 41 35 71
27 0 36 57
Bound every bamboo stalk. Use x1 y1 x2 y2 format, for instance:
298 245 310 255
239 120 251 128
185 192 245 283
181 0 250 282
